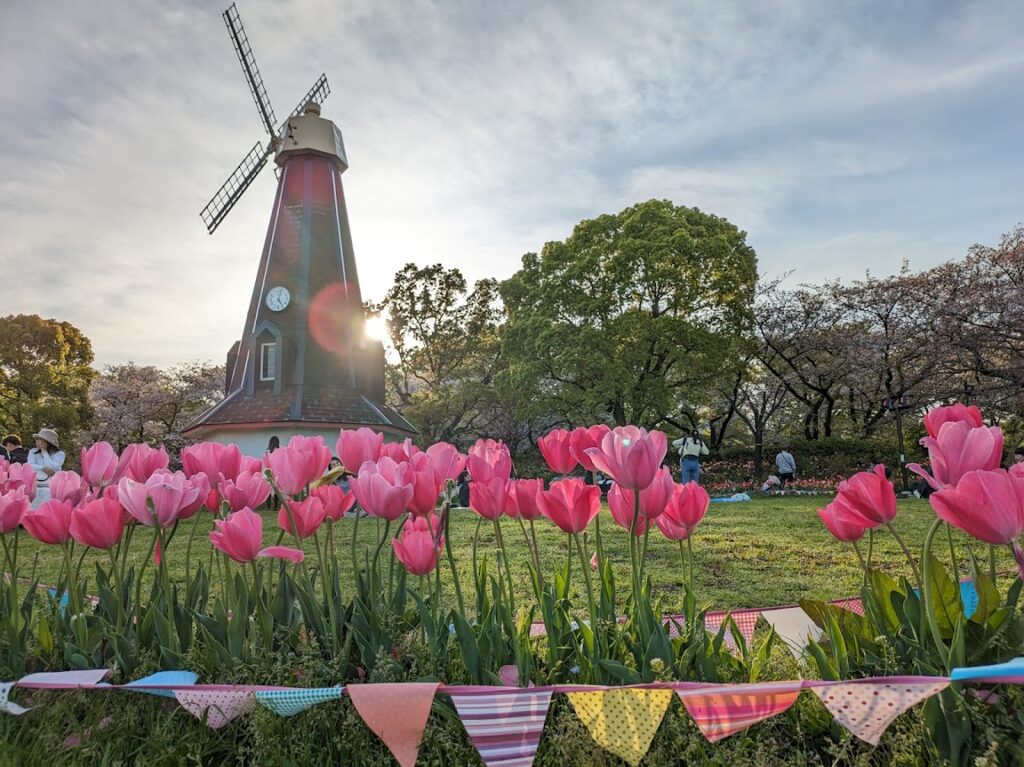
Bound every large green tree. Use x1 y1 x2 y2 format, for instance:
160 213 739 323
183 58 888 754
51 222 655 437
0 314 95 439
500 200 758 428
370 264 505 446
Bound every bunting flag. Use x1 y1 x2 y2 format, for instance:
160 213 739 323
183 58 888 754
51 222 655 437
703 610 760 650
17 669 110 688
255 687 344 717
105 670 199 699
812 677 950 745
0 682 30 715
676 681 803 742
175 689 256 729
347 682 439 767
448 687 553 767
761 607 821 657
951 657 1024 684
567 688 673 767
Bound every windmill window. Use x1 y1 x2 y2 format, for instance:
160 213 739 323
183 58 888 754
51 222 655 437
259 342 277 381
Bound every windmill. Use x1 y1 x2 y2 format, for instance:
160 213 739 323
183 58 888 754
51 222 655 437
200 3 330 234
185 4 417 454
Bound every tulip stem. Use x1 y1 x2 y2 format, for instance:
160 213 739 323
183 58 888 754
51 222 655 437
922 519 949 660
687 536 694 590
493 518 517 617
350 503 361 585
852 540 868 584
574 533 598 638
184 513 201 585
629 493 641 609
945 526 959 581
988 545 997 583
885 522 921 590
442 501 466 615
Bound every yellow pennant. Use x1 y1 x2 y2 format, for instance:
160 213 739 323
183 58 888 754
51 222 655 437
567 688 673 766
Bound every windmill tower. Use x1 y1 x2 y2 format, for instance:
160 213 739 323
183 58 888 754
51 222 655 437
184 4 416 456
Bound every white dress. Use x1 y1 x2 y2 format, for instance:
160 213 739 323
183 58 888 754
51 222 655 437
27 448 66 506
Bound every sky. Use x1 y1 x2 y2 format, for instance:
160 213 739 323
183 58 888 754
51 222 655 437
1 1 1022 368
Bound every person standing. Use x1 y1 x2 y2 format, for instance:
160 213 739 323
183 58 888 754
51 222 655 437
27 428 65 505
673 429 709 484
775 445 796 487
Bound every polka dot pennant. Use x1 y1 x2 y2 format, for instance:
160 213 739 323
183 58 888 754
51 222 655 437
566 688 673 767
812 679 950 746
175 689 256 729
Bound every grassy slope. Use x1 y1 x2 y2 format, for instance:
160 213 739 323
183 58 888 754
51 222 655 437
13 496 1015 612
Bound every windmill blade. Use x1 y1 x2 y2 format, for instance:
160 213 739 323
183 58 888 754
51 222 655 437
282 74 330 127
200 141 272 234
223 3 277 136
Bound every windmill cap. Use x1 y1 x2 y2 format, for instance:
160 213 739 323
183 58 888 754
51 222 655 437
303 101 321 116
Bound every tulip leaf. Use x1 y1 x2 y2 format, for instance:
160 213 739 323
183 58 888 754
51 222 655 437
598 659 641 685
927 554 960 637
970 571 999 624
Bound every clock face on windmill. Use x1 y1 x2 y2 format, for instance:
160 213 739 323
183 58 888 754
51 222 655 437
265 286 291 312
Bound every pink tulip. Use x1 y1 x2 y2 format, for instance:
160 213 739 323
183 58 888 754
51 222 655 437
0 460 36 501
908 421 1003 490
349 458 415 521
569 425 611 473
929 469 1024 545
310 484 355 522
538 429 577 475
336 427 384 473
816 495 870 543
469 476 513 521
380 438 421 464
407 460 442 518
608 484 649 535
425 442 467 485
391 517 443 575
0 488 31 534
277 495 326 539
923 403 983 439
181 442 243 483
836 465 896 525
1013 543 1024 581
49 471 87 506
655 482 710 541
118 470 201 528
211 506 304 564
21 500 74 544
264 435 332 495
240 456 263 475
1011 463 1024 482
536 478 601 534
117 443 170 482
178 473 212 520
80 442 120 489
507 478 544 520
70 498 125 549
584 426 668 491
218 471 271 512
467 438 513 483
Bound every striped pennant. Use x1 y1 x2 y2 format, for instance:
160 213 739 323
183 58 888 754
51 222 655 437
676 681 803 742
448 687 553 767
256 686 343 716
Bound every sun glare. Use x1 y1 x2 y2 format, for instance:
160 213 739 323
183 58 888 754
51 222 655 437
364 315 388 342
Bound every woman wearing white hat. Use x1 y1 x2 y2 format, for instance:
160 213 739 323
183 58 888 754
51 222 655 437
28 428 66 506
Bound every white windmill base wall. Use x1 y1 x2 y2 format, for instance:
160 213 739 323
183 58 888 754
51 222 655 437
198 425 405 459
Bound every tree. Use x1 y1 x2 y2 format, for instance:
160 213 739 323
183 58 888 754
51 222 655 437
500 199 758 429
370 264 505 446
0 314 95 440
87 361 224 452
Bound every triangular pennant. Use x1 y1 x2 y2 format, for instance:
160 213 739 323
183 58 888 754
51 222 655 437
347 682 439 767
0 682 30 715
449 688 553 767
703 610 760 652
17 669 110 688
175 689 256 729
98 670 199 699
762 607 822 657
813 678 949 745
951 657 1024 684
256 687 343 717
676 681 803 742
566 688 673 767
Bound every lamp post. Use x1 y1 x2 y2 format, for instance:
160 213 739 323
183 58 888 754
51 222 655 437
884 394 912 491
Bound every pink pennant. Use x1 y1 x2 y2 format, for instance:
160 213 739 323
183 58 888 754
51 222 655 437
17 669 110 688
676 681 803 742
812 677 949 745
449 687 553 767
175 689 256 729
347 682 439 767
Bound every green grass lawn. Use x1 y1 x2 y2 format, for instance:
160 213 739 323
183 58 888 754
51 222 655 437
12 496 1016 613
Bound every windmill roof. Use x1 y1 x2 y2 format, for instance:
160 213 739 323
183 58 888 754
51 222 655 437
183 385 416 437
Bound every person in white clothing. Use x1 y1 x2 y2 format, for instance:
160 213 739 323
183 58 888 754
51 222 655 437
672 429 710 484
27 428 65 506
